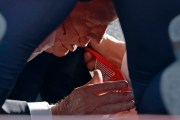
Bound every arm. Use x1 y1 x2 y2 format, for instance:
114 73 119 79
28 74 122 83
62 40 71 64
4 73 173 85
50 70 134 115
0 70 134 118
0 0 76 107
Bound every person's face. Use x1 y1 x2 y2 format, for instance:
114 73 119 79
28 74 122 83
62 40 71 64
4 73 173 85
47 0 116 57
70 0 116 44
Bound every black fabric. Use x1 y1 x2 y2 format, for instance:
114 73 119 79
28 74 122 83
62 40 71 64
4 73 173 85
40 48 91 103
113 0 179 114
8 48 91 104
8 52 52 102
6 48 91 114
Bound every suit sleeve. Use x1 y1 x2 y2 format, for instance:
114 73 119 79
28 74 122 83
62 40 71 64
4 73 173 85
0 0 77 107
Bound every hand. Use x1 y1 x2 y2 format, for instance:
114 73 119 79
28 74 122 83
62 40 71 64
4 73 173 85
51 70 134 115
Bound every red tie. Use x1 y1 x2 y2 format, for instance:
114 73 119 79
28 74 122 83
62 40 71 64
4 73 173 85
86 47 130 91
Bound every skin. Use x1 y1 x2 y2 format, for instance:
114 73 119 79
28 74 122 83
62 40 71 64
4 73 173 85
35 0 134 115
84 34 130 80
51 70 134 115
44 0 117 57
85 34 126 70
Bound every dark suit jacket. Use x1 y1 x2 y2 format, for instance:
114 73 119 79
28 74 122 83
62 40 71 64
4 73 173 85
40 48 92 104
8 48 91 103
0 0 77 114
0 0 77 107
1 48 91 114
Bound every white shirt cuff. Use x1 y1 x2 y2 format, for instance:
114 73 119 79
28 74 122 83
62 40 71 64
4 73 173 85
28 102 52 120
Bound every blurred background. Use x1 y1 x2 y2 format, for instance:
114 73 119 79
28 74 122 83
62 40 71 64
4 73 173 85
106 20 124 41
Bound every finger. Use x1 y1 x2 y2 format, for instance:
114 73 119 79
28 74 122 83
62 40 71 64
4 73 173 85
87 70 103 84
87 80 129 94
90 100 135 114
97 92 134 105
84 50 94 63
86 60 96 71
84 51 96 70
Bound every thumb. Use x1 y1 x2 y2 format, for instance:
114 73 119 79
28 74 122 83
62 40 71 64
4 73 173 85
84 50 96 71
87 69 103 85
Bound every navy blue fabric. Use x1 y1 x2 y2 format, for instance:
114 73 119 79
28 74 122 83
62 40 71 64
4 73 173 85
113 0 178 114
138 70 167 114
0 0 77 107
